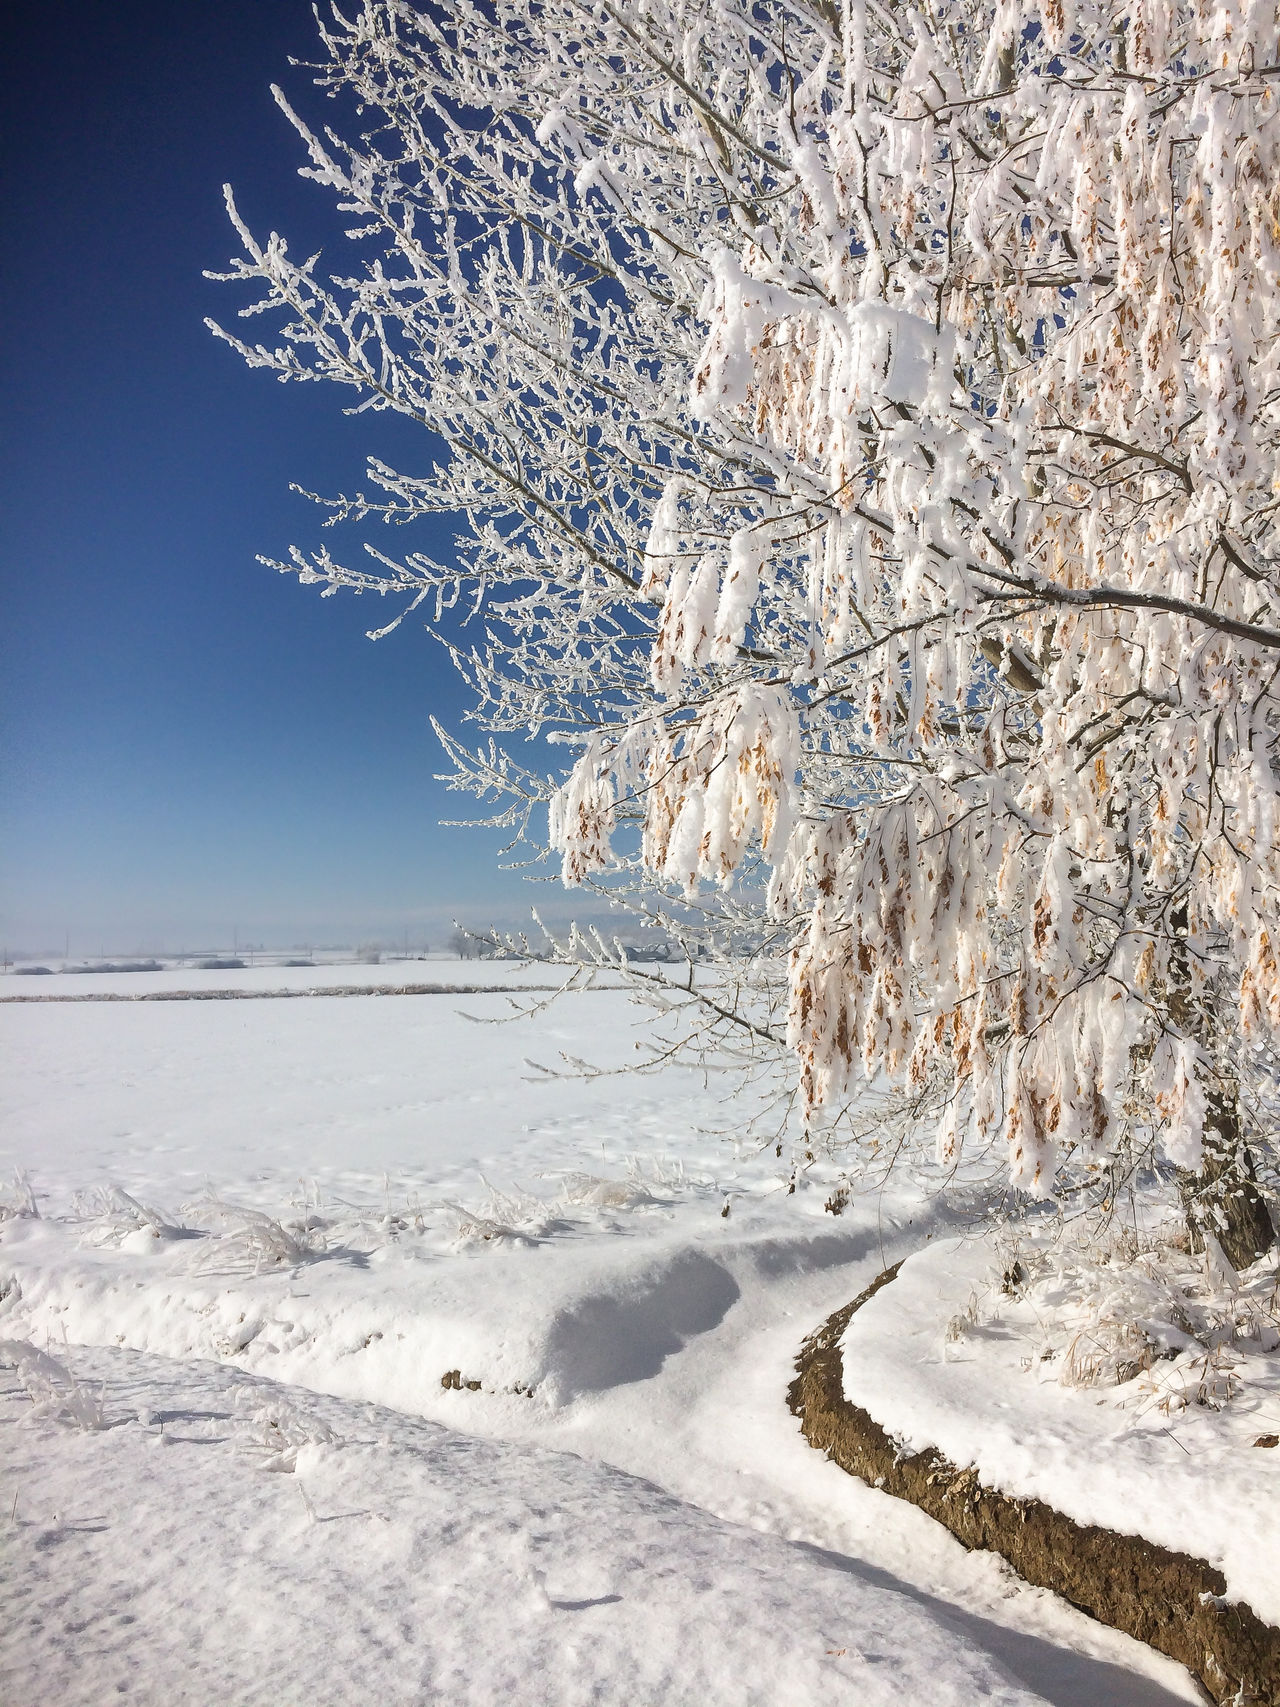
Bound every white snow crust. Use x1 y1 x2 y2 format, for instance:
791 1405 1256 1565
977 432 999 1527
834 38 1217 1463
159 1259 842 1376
0 971 1202 1704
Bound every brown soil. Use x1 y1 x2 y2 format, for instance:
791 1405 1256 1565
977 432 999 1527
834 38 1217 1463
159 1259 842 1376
788 1264 1280 1706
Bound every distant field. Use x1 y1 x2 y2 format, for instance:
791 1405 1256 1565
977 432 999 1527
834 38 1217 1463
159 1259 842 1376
0 956 594 1003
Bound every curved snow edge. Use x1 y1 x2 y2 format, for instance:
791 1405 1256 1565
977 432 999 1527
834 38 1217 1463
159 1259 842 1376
788 1266 1280 1707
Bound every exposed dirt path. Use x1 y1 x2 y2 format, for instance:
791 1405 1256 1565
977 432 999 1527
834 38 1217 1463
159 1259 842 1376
788 1265 1280 1707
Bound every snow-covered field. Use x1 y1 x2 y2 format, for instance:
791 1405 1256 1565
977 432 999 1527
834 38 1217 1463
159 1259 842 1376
2 952 588 999
1 966 1201 1704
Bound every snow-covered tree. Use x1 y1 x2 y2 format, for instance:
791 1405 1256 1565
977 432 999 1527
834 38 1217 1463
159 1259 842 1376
212 0 1279 1261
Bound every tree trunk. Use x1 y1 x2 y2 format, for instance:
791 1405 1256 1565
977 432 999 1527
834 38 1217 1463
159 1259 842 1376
1165 905 1275 1271
1175 1081 1276 1272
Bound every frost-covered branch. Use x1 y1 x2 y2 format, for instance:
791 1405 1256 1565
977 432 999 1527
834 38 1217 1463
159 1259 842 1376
214 0 1280 1247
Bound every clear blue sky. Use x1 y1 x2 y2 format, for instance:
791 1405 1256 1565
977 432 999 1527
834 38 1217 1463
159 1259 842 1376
1 1 563 954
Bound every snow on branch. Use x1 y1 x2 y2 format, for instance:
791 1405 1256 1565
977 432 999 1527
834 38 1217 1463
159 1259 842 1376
213 0 1280 1219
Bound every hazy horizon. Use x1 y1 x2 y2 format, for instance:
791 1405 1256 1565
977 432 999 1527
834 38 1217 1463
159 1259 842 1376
1 891 641 964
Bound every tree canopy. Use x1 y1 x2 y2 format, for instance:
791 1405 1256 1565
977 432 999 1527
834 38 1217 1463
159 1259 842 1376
212 0 1280 1252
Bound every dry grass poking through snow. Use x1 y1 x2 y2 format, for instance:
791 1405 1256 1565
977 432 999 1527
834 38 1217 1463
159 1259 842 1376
977 1224 1280 1419
0 1340 107 1431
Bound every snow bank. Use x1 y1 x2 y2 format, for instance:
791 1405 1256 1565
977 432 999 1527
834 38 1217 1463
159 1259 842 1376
1 1210 765 1409
841 1236 1280 1628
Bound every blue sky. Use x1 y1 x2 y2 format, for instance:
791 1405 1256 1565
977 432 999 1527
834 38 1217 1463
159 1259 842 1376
2 1 563 954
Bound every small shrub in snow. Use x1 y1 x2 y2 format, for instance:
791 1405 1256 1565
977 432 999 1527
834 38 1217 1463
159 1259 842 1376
0 1171 39 1222
557 1172 656 1211
75 1185 188 1250
988 1227 1280 1414
0 1340 107 1431
194 1197 317 1272
448 1156 700 1241
943 1292 981 1348
448 1177 563 1245
229 1384 338 1471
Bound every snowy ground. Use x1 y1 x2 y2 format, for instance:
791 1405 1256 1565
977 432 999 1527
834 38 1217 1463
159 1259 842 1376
0 966 1202 1704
